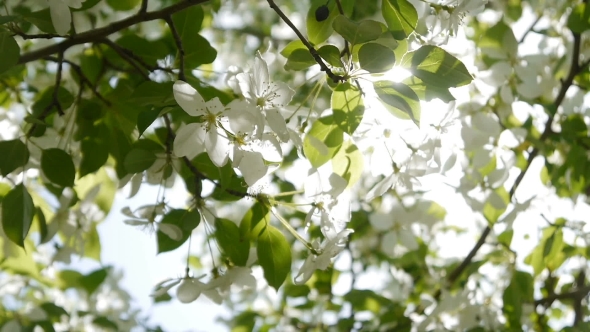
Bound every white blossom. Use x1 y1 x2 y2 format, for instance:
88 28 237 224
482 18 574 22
48 0 83 35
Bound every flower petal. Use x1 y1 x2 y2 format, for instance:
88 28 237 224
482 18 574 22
237 151 267 186
174 123 205 159
173 81 207 116
265 109 289 142
49 1 71 35
206 127 229 167
176 279 202 303
158 223 183 241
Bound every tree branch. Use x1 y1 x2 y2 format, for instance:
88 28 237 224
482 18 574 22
265 0 345 83
18 0 209 64
165 15 186 81
437 21 590 301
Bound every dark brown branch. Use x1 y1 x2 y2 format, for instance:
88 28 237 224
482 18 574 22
18 0 209 65
165 16 186 81
139 0 149 14
534 285 590 307
13 32 62 40
265 0 345 83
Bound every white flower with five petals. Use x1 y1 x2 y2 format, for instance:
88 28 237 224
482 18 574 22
294 229 354 285
236 53 294 142
173 81 252 167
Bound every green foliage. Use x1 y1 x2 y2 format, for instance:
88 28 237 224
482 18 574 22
157 209 200 254
358 42 396 73
0 139 29 176
382 0 417 40
374 80 421 126
0 33 20 75
332 16 382 45
41 149 76 187
331 82 365 134
303 115 344 168
257 225 292 290
215 218 250 266
1 184 34 248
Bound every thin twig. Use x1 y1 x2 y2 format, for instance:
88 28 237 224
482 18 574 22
265 0 345 83
165 15 186 81
334 0 350 59
43 56 111 106
98 39 151 80
18 0 209 65
12 32 61 40
27 52 65 137
518 15 541 44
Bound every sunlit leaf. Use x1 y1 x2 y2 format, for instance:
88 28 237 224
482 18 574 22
257 225 291 291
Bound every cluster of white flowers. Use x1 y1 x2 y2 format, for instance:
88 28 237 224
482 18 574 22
151 253 257 305
173 53 292 187
422 0 488 44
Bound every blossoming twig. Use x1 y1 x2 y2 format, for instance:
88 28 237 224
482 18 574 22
265 0 346 83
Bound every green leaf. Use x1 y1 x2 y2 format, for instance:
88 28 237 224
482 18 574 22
306 0 354 45
31 86 75 118
93 316 119 330
215 218 250 266
332 140 364 188
172 7 216 69
402 76 455 102
479 20 518 59
483 186 509 225
114 35 168 68
401 45 473 89
285 49 316 71
502 271 533 328
1 184 34 248
318 45 343 67
74 0 103 11
56 270 83 290
40 303 69 320
374 80 420 126
239 202 270 241
83 223 102 261
567 3 590 33
0 139 29 176
35 207 48 245
257 225 292 291
0 32 20 75
106 0 141 11
137 108 161 137
24 9 56 34
123 149 157 173
332 16 382 45
332 83 364 134
129 81 175 107
382 0 418 40
41 148 76 187
0 15 18 25
80 267 110 295
80 137 109 177
524 226 565 276
358 42 395 73
303 115 344 168
280 40 307 58
157 209 199 254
